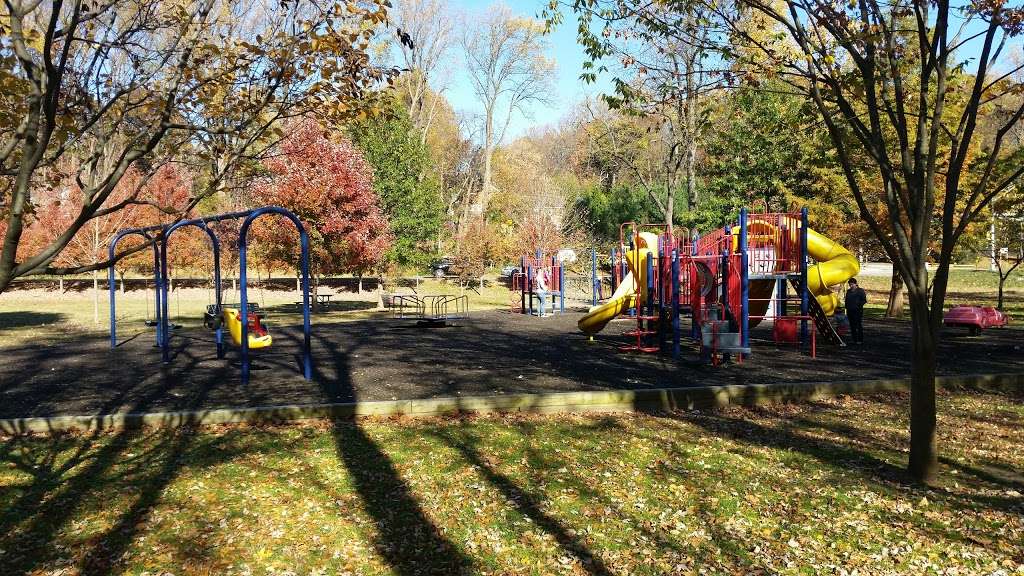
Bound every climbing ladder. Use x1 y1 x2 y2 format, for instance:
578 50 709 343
789 278 845 347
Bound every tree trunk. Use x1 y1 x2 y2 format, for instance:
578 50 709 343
59 277 64 291
907 292 939 483
479 104 496 214
997 275 1005 310
357 273 363 294
885 272 905 318
93 269 100 325
684 74 698 214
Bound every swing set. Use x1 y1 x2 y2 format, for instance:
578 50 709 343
108 206 313 385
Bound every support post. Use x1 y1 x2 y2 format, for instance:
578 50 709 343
800 207 810 345
672 249 681 359
527 264 533 316
591 247 598 306
610 248 618 291
520 256 526 315
152 242 162 347
160 236 171 363
739 208 750 356
558 258 565 313
108 250 117 348
646 252 654 324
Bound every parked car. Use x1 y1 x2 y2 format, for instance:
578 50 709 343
500 265 520 277
943 305 1009 335
430 257 454 278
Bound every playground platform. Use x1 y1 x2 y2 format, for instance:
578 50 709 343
1 309 1022 421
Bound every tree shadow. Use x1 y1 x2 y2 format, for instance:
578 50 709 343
309 329 474 575
651 395 1024 547
0 310 65 329
0 350 230 575
511 416 762 568
430 424 614 575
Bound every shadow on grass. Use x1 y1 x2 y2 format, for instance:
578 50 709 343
0 310 65 329
309 329 475 575
510 416 762 569
431 425 613 575
650 394 1024 541
0 349 229 575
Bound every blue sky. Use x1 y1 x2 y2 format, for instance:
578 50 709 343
442 0 612 141
435 1 1022 144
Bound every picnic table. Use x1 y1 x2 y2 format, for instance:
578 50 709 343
295 293 333 312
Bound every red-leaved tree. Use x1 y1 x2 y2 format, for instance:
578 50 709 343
251 119 392 290
18 163 193 321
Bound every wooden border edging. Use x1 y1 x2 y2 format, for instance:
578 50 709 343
2 372 1021 434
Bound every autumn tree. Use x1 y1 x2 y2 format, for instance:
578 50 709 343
546 1 729 224
392 0 456 144
20 163 193 321
720 0 1024 481
990 213 1024 310
461 4 556 215
979 188 1024 309
0 0 398 293
252 119 391 290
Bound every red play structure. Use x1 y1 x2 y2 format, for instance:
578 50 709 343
511 251 566 315
581 206 850 364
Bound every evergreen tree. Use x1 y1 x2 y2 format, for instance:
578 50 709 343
349 100 444 268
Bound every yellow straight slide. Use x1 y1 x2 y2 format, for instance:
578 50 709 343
578 232 659 336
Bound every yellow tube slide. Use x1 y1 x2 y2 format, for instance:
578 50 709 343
221 308 273 349
806 228 860 315
578 232 659 336
733 218 858 315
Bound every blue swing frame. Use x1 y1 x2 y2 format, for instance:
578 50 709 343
108 206 313 386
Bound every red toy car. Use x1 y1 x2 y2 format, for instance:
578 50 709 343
943 305 1009 335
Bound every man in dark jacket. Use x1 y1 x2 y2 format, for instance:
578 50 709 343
844 278 868 344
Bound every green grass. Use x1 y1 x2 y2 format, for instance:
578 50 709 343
1 390 1021 574
0 278 514 347
857 266 1024 319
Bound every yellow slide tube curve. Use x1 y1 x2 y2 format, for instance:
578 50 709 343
805 227 860 315
735 218 859 315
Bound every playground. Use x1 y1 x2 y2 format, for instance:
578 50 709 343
1 205 1022 420
1 295 1022 420
1 209 1023 575
5 0 1024 571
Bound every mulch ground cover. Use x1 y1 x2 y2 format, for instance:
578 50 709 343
1 309 1021 419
